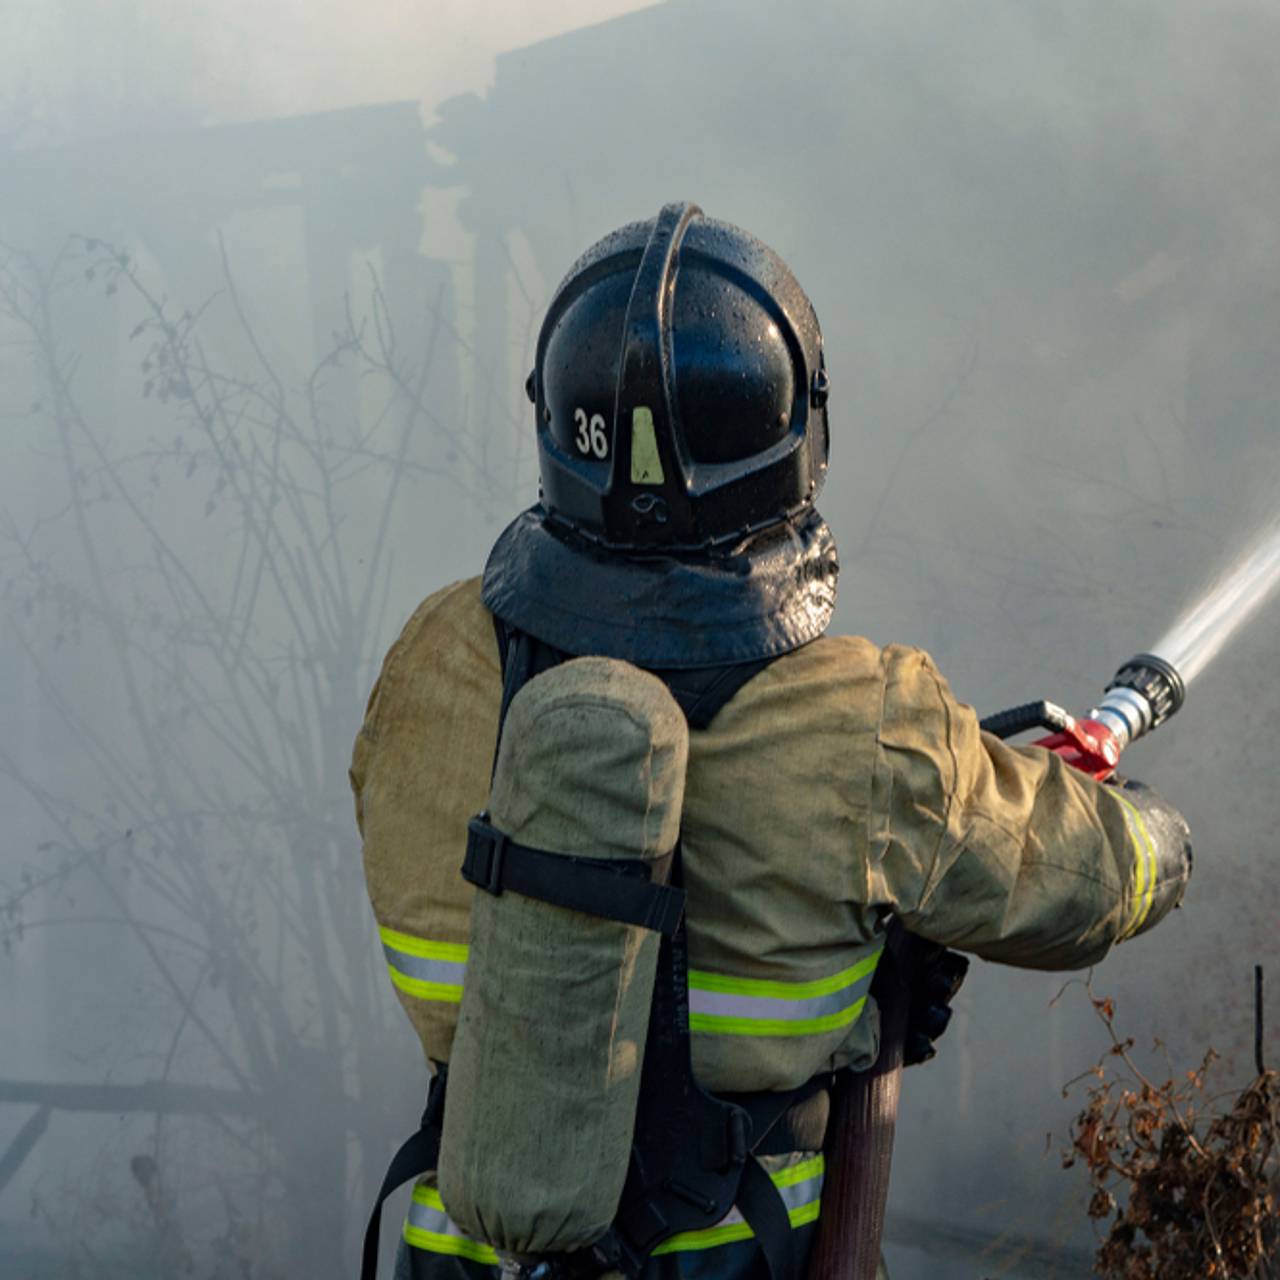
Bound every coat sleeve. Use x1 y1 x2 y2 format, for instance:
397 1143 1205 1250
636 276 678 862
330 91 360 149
348 671 383 840
870 645 1190 970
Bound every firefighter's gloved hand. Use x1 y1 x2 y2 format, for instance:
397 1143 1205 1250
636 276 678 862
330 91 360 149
904 941 969 1067
892 930 969 1068
1106 776 1193 930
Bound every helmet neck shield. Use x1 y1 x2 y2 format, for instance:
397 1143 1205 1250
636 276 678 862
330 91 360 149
482 506 838 669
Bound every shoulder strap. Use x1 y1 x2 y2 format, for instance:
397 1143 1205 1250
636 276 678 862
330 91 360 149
492 618 773 730
462 814 686 936
360 1067 446 1280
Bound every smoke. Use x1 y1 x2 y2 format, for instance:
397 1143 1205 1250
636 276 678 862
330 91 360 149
0 0 659 148
3 2 1280 1277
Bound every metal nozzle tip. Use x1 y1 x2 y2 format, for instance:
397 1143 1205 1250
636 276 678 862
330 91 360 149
1120 653 1185 713
1105 652 1186 737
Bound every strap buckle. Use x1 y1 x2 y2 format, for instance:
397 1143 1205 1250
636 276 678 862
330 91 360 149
463 813 509 896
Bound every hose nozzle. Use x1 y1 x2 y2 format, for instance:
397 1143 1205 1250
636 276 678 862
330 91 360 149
1089 653 1186 752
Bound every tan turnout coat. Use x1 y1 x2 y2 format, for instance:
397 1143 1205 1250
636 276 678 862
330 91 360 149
351 576 1179 1096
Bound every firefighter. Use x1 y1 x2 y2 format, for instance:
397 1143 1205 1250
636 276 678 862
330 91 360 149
350 203 1192 1280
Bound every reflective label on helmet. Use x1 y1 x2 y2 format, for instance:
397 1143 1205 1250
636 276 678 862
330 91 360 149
630 406 665 484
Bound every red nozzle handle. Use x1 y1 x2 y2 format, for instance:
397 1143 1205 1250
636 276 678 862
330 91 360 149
1033 717 1121 781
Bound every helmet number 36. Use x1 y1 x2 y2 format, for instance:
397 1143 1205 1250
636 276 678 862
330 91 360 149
573 408 609 459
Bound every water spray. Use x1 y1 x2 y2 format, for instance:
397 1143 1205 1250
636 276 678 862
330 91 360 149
982 517 1280 777
1152 519 1280 684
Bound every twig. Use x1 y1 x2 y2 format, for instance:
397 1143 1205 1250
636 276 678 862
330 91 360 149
1257 964 1267 1078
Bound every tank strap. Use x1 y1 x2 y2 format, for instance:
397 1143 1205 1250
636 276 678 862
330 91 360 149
461 814 686 936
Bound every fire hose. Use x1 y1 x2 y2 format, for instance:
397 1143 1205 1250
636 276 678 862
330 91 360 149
809 653 1187 1280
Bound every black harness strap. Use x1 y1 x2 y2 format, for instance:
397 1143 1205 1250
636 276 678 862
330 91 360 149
462 815 686 936
736 1156 798 1273
492 618 773 732
360 1067 446 1280
609 856 803 1280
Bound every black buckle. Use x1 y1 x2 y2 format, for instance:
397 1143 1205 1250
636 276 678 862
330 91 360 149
464 814 509 897
484 828 508 895
645 885 685 936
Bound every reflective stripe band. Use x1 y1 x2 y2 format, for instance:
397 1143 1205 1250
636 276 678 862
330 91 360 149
379 923 884 1032
402 1158 823 1263
688 949 883 1038
404 1185 498 1265
652 1155 825 1255
1116 795 1159 939
379 926 468 1004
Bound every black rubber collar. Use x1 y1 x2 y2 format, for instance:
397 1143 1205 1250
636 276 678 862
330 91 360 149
481 504 838 669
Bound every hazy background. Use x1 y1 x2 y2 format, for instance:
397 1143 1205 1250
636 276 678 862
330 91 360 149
2 2 1278 1276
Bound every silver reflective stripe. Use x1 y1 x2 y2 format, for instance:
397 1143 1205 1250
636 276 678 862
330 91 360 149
404 1186 498 1264
690 984 862 1023
381 946 467 989
378 926 468 1004
774 1165 824 1217
688 948 883 1038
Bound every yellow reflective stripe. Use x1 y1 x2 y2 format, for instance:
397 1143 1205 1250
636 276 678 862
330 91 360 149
386 968 464 1004
652 1155 824 1255
653 1219 755 1254
403 1224 498 1264
590 1202 824 1259
378 926 469 964
1116 794 1158 938
690 996 868 1038
789 1199 821 1229
404 1186 499 1265
771 1154 824 1188
1131 801 1161 934
688 949 882 1000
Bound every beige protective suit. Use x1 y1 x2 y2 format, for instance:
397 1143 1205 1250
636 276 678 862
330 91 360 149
351 576 1185 1103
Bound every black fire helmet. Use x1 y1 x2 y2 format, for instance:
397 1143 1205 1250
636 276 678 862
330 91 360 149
482 202 838 669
